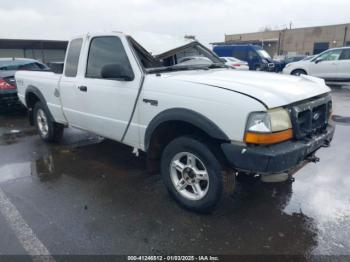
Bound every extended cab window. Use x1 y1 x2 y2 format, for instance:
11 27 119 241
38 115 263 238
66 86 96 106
86 36 134 79
64 38 83 77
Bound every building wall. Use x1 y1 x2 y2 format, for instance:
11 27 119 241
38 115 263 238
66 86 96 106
0 48 66 63
224 23 350 57
0 49 25 58
225 30 280 42
282 24 350 55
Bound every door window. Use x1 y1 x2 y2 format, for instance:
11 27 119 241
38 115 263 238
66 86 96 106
86 36 134 79
64 38 83 77
317 49 342 61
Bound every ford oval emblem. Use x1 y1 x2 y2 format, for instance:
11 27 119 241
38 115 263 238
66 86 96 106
313 112 320 120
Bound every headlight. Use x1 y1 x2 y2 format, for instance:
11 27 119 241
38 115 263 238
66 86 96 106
285 63 292 68
245 112 271 132
245 108 293 144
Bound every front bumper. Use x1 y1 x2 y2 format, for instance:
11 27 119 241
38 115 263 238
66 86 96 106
221 124 335 174
282 67 292 74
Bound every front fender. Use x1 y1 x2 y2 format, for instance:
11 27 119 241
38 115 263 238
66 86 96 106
144 108 230 151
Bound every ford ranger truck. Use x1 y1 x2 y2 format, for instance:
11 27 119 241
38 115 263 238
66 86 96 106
15 32 334 212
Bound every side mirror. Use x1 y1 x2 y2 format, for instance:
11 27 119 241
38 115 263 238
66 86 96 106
101 64 134 81
315 58 323 64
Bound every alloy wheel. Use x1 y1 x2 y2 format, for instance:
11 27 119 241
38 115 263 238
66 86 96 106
169 152 209 201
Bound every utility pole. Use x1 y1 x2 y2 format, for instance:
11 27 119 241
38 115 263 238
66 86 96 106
344 26 348 46
289 21 292 30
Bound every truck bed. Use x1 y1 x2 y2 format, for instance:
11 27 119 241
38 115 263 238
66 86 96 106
15 71 66 124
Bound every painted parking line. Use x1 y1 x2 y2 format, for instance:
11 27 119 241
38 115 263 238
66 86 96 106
0 188 55 261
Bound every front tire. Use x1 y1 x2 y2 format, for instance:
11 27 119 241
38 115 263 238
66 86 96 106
33 102 64 143
161 136 223 213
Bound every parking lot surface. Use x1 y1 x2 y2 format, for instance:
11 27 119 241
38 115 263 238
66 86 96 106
0 88 350 257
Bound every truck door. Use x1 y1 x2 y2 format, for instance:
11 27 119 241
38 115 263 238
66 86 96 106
59 38 88 129
248 49 261 70
74 35 142 142
337 48 350 80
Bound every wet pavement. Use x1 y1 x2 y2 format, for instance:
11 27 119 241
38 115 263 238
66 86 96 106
0 88 349 257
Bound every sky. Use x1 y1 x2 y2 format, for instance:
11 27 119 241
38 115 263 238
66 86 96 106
0 0 349 45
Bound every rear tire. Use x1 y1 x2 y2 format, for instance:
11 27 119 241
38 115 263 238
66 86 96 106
161 136 223 213
33 102 64 143
291 69 307 76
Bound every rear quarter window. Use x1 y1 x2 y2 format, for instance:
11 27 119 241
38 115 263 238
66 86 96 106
64 38 83 77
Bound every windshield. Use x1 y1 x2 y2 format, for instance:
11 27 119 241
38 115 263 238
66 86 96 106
161 44 224 68
256 49 271 59
130 38 226 73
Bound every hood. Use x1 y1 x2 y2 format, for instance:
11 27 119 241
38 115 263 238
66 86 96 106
131 32 196 56
161 69 330 108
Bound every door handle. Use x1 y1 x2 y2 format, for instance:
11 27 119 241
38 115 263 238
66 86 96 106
78 86 87 92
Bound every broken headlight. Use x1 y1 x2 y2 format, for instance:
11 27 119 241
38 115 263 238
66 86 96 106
245 108 293 144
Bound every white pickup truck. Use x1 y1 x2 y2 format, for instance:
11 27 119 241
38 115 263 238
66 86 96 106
16 32 334 212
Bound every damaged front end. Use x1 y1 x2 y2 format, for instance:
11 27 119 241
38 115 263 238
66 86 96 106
221 93 335 182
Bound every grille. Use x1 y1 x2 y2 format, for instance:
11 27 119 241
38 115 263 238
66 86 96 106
290 94 332 139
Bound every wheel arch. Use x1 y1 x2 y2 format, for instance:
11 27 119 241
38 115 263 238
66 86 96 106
25 85 54 125
145 108 230 152
291 68 308 75
144 108 230 174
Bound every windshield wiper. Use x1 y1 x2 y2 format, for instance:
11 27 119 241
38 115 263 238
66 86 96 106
146 64 210 74
146 62 227 74
208 63 228 69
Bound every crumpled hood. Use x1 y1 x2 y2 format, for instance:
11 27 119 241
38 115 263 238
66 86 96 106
162 69 330 108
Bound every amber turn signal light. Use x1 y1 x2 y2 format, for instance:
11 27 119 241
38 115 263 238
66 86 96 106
244 129 293 145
